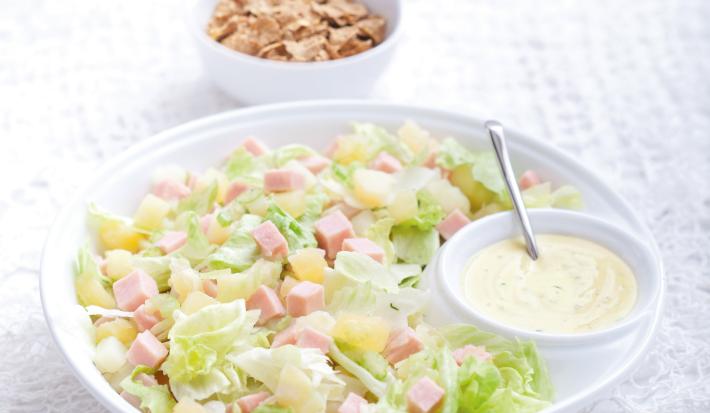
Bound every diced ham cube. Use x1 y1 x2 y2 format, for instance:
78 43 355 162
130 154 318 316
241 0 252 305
152 179 191 201
264 169 306 193
127 330 168 368
338 392 368 413
384 327 423 365
224 180 249 204
93 316 114 327
342 238 385 263
112 269 159 311
296 326 333 354
406 376 445 413
423 151 438 169
324 140 339 159
236 391 270 413
120 391 141 409
202 279 218 298
156 231 187 254
241 137 269 156
329 202 360 219
246 286 286 325
452 345 492 365
436 209 471 240
134 304 161 332
371 152 403 174
286 281 325 317
518 170 541 190
135 373 158 386
315 210 355 259
272 323 298 348
251 221 289 258
299 155 331 174
199 214 212 234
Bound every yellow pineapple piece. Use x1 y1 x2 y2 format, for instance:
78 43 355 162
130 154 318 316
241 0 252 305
333 137 369 165
104 249 133 281
276 365 323 413
95 318 137 346
287 248 327 283
387 190 418 224
331 314 390 352
173 400 208 413
76 275 116 308
195 168 229 205
273 190 306 218
133 194 170 231
181 291 218 315
206 216 230 245
279 275 299 300
353 169 394 208
450 165 495 210
245 196 270 216
99 220 144 253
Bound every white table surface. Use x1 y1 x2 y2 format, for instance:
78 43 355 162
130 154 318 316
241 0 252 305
1 0 709 411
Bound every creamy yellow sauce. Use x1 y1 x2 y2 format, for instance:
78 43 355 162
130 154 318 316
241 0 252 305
462 235 637 333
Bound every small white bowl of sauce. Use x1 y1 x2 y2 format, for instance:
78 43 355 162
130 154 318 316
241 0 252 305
422 209 661 346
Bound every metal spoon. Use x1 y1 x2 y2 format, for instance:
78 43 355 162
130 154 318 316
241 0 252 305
485 120 540 260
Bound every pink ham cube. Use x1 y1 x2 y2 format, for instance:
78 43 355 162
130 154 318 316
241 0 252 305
518 170 541 190
423 151 438 169
199 214 213 234
452 345 492 365
134 304 161 332
127 330 168 368
264 169 306 193
299 155 331 174
272 323 298 348
241 137 269 156
202 279 218 298
224 180 249 204
152 179 191 201
112 269 158 311
135 372 158 386
330 202 360 219
315 210 355 259
342 238 385 263
246 285 286 325
156 231 187 254
338 392 368 413
436 209 471 240
371 152 403 174
286 281 325 317
236 391 270 413
406 376 444 413
251 221 289 258
384 327 423 365
296 326 333 354
120 391 141 409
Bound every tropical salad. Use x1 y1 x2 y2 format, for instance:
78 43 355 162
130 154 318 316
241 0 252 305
75 122 581 413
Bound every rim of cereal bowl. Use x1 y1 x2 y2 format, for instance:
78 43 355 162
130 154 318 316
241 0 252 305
184 0 404 69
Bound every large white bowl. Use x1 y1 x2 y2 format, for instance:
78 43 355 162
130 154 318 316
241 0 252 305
40 101 664 413
186 0 402 104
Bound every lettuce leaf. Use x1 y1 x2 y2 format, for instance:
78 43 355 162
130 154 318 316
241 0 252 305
272 144 318 167
253 405 294 413
328 251 399 294
366 217 396 265
215 259 282 302
131 254 171 291
435 138 477 170
396 191 445 231
162 300 260 401
120 366 176 413
391 226 440 265
265 202 317 251
76 245 110 286
176 212 215 264
329 342 388 398
224 147 270 181
177 182 217 216
204 214 262 271
351 122 414 164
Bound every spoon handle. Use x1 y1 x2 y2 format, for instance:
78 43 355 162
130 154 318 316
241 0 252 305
485 120 540 260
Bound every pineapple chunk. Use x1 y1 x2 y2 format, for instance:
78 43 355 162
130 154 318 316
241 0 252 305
279 275 300 300
398 121 434 154
273 190 307 218
331 314 390 352
276 365 323 413
287 248 327 283
387 190 418 224
95 318 137 346
173 400 208 413
195 168 229 205
99 220 144 253
425 179 471 214
94 336 127 374
170 268 201 303
245 196 270 216
216 277 252 302
351 210 375 236
76 275 116 308
181 291 218 315
450 165 495 210
333 136 369 165
133 194 170 231
104 249 133 281
353 169 395 208
206 216 230 245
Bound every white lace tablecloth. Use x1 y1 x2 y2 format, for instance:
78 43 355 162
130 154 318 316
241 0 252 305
1 0 709 411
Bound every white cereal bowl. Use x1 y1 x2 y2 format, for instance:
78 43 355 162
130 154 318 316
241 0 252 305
40 101 664 413
185 0 402 104
422 209 662 346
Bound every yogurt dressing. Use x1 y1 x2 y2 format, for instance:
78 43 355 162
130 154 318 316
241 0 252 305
462 234 637 333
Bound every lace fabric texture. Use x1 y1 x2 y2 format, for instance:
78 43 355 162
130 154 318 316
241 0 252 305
1 0 709 411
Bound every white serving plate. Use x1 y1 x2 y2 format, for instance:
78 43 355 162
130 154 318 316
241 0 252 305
40 101 664 413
